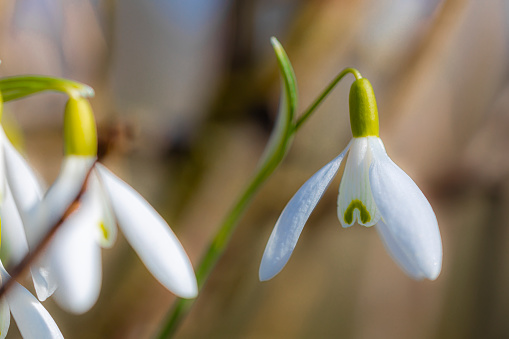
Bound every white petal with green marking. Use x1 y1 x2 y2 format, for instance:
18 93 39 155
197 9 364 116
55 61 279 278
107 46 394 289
96 164 198 299
87 172 117 248
337 137 380 227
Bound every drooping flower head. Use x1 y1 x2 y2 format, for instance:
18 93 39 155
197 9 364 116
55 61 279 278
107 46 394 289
6 95 198 314
259 72 442 281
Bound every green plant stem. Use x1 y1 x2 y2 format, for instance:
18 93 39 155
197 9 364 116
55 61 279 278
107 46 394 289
156 37 297 339
156 104 292 337
157 155 284 338
155 42 362 338
0 76 94 101
293 67 361 133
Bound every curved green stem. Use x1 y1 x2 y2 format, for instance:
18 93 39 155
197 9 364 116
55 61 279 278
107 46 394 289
0 76 94 102
155 37 297 339
157 152 288 338
155 39 361 338
293 67 361 132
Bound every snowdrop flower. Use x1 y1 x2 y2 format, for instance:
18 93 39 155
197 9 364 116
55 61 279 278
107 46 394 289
260 77 442 281
5 96 198 314
0 94 62 338
0 260 63 339
0 95 39 269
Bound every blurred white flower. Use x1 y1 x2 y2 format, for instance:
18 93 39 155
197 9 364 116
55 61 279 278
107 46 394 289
259 78 442 282
0 261 63 339
0 131 32 269
5 152 198 314
0 128 62 339
4 96 197 314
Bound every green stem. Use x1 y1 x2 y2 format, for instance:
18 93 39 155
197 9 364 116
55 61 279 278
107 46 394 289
293 67 361 132
0 76 94 101
155 40 360 337
156 154 284 338
155 37 297 339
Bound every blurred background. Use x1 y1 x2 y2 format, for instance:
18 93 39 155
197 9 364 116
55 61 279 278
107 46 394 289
1 0 509 338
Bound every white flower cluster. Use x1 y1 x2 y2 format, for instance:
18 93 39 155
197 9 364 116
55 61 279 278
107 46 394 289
0 97 198 337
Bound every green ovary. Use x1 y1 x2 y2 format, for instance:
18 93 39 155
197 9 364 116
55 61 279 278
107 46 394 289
349 78 379 137
63 97 98 156
344 199 371 225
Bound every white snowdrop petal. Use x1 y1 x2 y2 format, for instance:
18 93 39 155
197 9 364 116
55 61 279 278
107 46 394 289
0 185 29 267
7 284 63 338
50 190 103 314
0 297 10 339
96 164 198 298
31 261 58 302
31 156 96 243
2 129 42 225
375 221 425 280
26 156 95 302
369 138 442 280
89 172 117 248
0 265 63 339
259 143 351 281
0 132 6 204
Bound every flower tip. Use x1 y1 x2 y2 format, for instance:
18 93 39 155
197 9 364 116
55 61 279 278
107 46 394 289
403 252 442 281
32 270 57 302
54 294 97 315
413 236 443 281
427 271 440 282
258 271 272 282
422 259 442 281
258 256 284 282
258 271 270 282
174 277 199 299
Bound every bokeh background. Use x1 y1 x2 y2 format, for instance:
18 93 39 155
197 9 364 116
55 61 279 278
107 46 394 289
1 0 509 338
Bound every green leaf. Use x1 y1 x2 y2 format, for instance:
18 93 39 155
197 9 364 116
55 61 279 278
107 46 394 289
257 37 298 169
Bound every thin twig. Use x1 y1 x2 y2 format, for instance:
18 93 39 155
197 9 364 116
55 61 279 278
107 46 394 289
0 160 97 299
